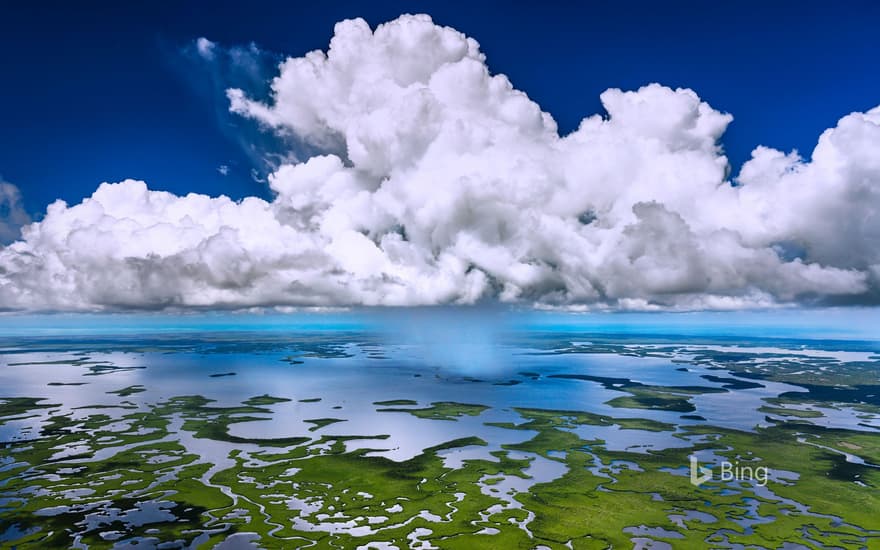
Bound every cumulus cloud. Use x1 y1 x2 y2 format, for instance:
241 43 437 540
1 14 878 311
0 181 30 245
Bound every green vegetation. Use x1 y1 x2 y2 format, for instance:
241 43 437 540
2 390 878 549
244 394 292 406
606 392 696 412
373 399 418 406
758 405 824 418
377 401 489 420
303 417 346 431
107 385 146 397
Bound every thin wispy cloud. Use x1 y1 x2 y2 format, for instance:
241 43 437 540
0 14 878 311
0 180 30 245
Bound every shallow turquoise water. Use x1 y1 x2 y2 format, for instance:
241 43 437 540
1 309 878 448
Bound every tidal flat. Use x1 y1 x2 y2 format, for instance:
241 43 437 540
0 313 878 548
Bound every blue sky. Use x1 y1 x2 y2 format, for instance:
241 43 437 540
1 1 879 312
3 0 879 217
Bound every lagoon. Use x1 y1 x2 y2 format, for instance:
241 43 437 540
1 310 878 548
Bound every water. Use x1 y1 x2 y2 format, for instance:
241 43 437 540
0 309 878 548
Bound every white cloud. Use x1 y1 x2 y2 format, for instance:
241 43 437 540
0 14 878 311
217 164 230 176
196 37 216 60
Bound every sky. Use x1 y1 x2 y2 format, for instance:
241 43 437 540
0 1 878 312
3 0 879 215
